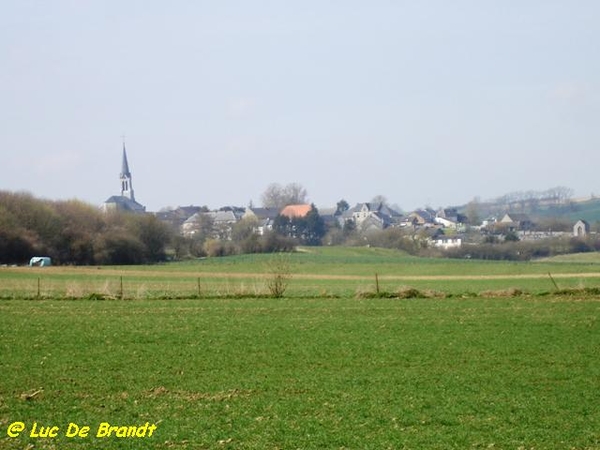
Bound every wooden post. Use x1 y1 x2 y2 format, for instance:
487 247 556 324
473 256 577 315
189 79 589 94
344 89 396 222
375 273 380 295
119 276 124 300
197 277 202 297
37 277 41 299
548 272 559 291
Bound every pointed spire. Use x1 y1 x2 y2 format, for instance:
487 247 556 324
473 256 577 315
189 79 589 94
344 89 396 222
121 141 131 177
119 140 134 201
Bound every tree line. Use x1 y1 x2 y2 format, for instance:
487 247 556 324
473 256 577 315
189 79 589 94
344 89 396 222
0 191 172 265
0 190 327 265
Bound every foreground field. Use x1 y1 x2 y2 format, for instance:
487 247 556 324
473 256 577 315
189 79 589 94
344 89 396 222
1 296 599 449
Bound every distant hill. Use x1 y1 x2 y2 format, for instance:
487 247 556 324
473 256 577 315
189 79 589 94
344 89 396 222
534 197 600 224
456 196 600 226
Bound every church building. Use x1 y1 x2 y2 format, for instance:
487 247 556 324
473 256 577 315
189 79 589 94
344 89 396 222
102 143 146 213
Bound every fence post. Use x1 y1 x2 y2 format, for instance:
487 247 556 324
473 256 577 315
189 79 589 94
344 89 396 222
548 272 559 291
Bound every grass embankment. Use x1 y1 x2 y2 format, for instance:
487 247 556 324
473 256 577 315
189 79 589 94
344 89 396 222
1 297 599 449
2 247 600 299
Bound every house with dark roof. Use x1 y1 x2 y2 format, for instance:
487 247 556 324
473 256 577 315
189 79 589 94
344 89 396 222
434 208 466 229
500 213 533 232
243 207 280 235
408 209 436 226
342 202 402 231
102 143 146 214
155 206 203 231
182 208 244 239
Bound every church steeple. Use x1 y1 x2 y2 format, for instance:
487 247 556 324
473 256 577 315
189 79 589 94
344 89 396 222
102 139 145 213
120 142 135 201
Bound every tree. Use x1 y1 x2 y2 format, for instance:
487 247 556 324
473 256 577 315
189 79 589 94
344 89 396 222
232 217 262 253
190 213 215 242
53 200 104 264
94 231 146 265
335 199 350 215
301 204 326 245
273 204 326 246
465 198 481 226
371 195 388 206
261 182 308 209
130 214 172 262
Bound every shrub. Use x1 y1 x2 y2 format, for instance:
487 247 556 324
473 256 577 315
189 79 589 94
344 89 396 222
265 253 292 298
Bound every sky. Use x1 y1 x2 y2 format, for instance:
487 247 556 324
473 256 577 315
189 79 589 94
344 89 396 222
1 1 599 212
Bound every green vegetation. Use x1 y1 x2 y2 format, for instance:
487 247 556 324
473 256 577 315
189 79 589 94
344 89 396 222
2 247 600 448
3 246 600 299
1 296 599 449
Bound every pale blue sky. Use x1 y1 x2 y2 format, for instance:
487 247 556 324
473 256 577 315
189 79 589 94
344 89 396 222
1 1 599 212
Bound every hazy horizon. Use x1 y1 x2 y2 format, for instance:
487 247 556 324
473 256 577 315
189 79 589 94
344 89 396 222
2 2 599 212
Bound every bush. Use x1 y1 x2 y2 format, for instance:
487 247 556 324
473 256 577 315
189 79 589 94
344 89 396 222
265 253 292 298
94 232 146 265
364 227 423 255
204 239 237 257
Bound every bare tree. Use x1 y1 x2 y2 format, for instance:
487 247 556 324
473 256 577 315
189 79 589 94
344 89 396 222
284 182 308 205
371 195 388 206
261 182 308 209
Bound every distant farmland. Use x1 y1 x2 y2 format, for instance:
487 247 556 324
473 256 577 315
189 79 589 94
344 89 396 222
3 247 600 299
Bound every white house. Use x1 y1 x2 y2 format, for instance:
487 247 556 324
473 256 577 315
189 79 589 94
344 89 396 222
432 236 462 250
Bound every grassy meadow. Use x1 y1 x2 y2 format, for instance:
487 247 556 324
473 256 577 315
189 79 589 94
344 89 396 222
3 247 600 299
1 247 600 449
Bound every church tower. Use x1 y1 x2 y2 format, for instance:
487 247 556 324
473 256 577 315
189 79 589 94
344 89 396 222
102 140 146 213
120 142 135 201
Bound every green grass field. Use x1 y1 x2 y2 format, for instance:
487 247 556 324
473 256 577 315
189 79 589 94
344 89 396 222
3 247 600 299
1 248 600 449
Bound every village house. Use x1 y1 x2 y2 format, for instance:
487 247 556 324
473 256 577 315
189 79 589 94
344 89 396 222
182 207 244 239
280 204 312 219
408 209 436 227
242 207 280 235
499 213 533 232
342 202 402 232
155 206 203 231
431 234 463 250
434 208 466 230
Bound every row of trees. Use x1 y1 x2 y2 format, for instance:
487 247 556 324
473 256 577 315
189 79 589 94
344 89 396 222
0 191 172 265
495 186 574 207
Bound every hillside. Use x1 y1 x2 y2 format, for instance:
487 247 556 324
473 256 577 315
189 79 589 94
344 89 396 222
457 196 600 226
533 197 600 224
